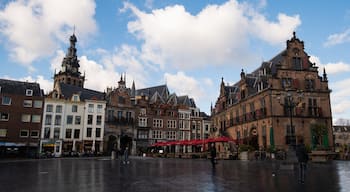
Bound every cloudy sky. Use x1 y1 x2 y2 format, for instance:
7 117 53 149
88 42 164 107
1 0 350 123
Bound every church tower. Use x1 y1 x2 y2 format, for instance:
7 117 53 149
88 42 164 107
54 33 85 89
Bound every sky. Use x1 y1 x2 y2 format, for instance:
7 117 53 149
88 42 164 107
1 0 350 124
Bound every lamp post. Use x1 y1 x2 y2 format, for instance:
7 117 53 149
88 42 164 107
277 90 303 148
277 90 303 169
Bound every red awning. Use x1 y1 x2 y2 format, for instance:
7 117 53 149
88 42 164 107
149 137 235 147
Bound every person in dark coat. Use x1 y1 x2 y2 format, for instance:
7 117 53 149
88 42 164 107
295 138 309 184
210 143 217 168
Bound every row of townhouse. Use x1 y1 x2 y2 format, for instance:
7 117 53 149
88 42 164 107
0 33 212 158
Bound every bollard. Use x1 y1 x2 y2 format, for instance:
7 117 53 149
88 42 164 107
111 151 116 160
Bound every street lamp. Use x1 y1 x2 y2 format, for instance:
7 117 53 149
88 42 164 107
277 90 303 169
277 90 303 148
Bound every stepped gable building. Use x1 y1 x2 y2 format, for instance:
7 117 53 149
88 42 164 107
40 33 106 157
134 84 205 155
0 79 44 157
104 75 136 155
212 32 333 151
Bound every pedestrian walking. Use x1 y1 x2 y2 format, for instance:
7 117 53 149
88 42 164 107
295 138 309 184
210 143 217 168
123 147 129 164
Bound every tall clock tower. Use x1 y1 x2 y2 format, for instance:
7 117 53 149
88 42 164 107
54 33 85 89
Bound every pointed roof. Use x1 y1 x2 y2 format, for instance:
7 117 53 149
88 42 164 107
136 84 169 99
59 83 104 101
0 79 43 96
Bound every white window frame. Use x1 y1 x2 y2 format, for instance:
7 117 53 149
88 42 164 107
31 115 41 123
33 100 43 108
21 114 31 122
23 100 32 107
20 129 29 138
0 113 9 121
30 130 39 138
153 119 163 128
138 117 147 127
1 96 11 105
26 89 33 96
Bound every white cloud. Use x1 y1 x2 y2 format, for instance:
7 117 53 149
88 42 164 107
310 55 350 74
330 78 350 116
0 0 96 69
164 71 214 108
50 50 65 73
324 29 350 47
79 56 119 92
123 0 300 70
1 75 53 94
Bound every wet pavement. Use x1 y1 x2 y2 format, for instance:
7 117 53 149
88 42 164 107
0 157 349 192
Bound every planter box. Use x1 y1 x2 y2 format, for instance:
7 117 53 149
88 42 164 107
310 151 337 163
239 151 249 160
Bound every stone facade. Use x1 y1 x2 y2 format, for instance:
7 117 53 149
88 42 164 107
212 32 333 151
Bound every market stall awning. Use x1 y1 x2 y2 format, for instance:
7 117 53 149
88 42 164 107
149 137 236 147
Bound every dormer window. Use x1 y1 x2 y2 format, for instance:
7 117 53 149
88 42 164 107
292 57 302 70
26 89 33 96
72 95 79 102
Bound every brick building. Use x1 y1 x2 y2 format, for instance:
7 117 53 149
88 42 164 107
212 32 333 151
0 79 44 157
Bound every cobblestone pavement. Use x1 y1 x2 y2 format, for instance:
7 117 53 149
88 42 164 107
0 157 349 192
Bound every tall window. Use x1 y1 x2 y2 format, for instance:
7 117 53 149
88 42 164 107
54 128 60 139
96 115 102 125
54 115 61 125
75 116 81 125
117 111 123 119
282 78 292 88
56 105 62 113
66 129 72 139
44 127 50 138
286 125 296 145
86 127 92 137
72 105 78 112
292 57 302 70
126 111 132 121
74 129 80 139
167 120 176 128
46 104 53 112
45 115 52 125
97 104 103 113
88 104 94 113
87 115 93 125
308 98 318 116
67 115 73 124
96 128 101 138
1 96 11 105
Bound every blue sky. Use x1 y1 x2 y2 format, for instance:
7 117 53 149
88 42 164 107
1 0 350 124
